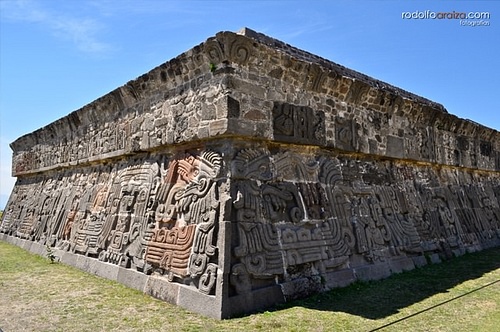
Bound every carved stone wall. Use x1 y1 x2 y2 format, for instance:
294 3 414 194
2 28 500 319
226 144 500 308
2 148 226 294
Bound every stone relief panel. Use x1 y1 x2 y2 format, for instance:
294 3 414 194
272 102 325 145
334 117 359 152
1 149 224 296
351 194 391 263
229 147 500 297
145 151 222 294
420 127 437 162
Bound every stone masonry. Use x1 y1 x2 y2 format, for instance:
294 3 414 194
1 28 500 319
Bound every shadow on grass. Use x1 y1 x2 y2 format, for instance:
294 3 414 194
276 247 500 320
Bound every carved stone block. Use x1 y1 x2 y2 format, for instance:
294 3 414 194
273 102 325 145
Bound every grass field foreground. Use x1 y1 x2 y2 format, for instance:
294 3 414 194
1 241 499 331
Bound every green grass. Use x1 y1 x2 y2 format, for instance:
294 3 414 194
1 240 499 331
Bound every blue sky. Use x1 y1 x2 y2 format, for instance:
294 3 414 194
0 0 499 208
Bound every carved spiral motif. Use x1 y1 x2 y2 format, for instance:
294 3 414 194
204 39 224 64
229 40 251 64
198 263 217 295
245 253 266 274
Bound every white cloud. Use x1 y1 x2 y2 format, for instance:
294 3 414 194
50 15 111 54
1 0 112 55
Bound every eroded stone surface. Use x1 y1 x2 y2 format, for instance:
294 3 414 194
1 28 499 319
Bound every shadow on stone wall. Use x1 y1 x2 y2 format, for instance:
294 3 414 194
280 247 500 320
